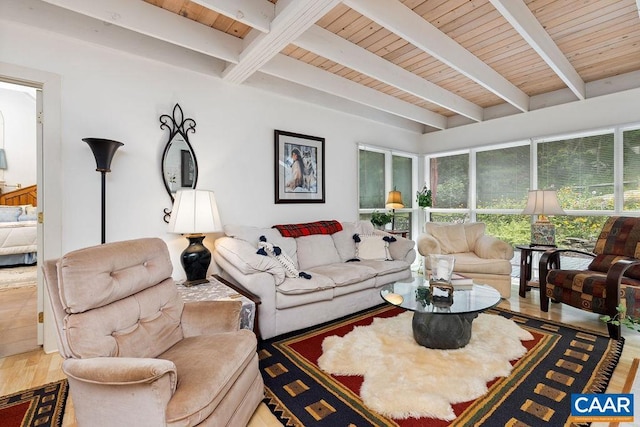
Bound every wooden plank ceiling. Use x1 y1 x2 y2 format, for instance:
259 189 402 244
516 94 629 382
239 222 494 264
45 0 640 134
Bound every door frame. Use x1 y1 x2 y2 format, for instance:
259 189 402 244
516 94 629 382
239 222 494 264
0 61 62 353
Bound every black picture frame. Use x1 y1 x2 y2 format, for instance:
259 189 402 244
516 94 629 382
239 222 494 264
274 130 325 203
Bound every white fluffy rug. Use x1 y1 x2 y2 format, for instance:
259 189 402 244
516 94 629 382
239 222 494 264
0 265 37 290
317 311 533 421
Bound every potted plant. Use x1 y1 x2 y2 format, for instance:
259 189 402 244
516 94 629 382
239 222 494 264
416 185 432 208
601 304 640 332
370 211 393 229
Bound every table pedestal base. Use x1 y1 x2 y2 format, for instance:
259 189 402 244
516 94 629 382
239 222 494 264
412 312 479 349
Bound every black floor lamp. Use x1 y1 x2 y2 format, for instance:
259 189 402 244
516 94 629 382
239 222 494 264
83 138 124 244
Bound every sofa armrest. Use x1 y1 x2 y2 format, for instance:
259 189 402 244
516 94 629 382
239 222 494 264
181 300 242 336
374 231 416 262
214 236 285 285
474 235 514 260
416 233 441 256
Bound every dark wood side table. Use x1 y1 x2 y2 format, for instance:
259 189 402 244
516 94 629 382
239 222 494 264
387 229 409 238
516 245 558 298
177 275 262 339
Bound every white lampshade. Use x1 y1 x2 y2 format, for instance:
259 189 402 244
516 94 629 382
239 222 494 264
167 189 222 234
521 190 565 217
385 190 404 209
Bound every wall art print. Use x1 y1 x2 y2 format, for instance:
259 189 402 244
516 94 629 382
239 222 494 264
274 130 325 203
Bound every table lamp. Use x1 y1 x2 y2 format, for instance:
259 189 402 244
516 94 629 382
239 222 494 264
385 190 404 230
168 189 222 286
522 189 565 246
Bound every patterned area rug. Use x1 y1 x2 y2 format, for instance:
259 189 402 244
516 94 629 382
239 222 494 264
0 379 68 427
258 305 624 426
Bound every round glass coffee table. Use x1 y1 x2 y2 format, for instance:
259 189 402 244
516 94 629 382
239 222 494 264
380 276 501 349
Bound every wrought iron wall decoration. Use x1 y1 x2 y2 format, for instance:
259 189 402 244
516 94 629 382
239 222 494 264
160 103 199 222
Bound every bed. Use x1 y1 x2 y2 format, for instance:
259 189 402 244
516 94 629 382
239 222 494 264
0 185 37 266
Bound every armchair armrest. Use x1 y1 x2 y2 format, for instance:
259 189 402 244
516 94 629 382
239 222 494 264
63 357 177 426
474 235 514 260
64 357 177 387
417 233 441 256
181 300 242 336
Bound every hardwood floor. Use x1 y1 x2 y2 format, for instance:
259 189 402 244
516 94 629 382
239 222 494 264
0 284 38 358
0 281 638 427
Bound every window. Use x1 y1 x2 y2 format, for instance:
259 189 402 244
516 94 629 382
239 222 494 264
476 144 529 209
359 145 417 236
623 128 640 211
538 132 614 210
430 153 468 209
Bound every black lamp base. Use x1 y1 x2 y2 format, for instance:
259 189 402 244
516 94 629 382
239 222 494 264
181 234 211 287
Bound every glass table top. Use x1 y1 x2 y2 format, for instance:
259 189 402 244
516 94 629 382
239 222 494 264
380 275 501 315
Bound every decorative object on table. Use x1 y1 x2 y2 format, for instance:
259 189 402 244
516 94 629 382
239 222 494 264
385 189 404 229
160 103 198 222
521 189 565 246
429 253 455 284
370 210 393 229
274 129 325 203
259 305 622 426
168 189 222 286
450 272 473 290
0 379 68 427
416 184 432 208
83 137 124 244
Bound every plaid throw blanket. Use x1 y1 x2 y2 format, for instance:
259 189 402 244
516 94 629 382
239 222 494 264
273 220 343 238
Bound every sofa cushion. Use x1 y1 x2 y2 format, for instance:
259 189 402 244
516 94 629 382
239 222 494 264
162 331 257 425
451 252 512 275
356 259 409 276
425 223 469 254
277 275 335 295
464 223 485 252
331 222 357 261
386 234 416 261
308 263 377 287
356 235 390 260
296 235 341 270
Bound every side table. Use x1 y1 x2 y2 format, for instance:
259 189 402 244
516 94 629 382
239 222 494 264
176 274 262 339
387 229 409 238
516 245 558 297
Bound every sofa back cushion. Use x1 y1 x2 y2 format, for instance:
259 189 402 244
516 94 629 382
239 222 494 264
332 222 357 261
586 217 640 280
57 238 184 359
296 235 341 270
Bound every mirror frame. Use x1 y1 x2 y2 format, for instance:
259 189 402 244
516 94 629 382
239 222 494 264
161 103 199 222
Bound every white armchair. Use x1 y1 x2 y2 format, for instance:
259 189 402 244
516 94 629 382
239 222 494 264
417 222 514 298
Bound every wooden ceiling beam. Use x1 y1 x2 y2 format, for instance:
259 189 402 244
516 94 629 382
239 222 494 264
261 54 448 129
344 0 530 113
40 0 242 63
221 0 339 84
294 25 484 122
490 0 585 100
188 0 274 33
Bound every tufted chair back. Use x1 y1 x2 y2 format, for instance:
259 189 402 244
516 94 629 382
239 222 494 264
48 237 185 359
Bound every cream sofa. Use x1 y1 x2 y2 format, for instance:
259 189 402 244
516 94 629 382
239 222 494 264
417 222 514 298
213 220 416 339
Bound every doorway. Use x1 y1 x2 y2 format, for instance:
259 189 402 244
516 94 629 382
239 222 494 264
0 81 40 357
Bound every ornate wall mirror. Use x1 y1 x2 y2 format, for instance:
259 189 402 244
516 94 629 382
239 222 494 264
161 103 198 222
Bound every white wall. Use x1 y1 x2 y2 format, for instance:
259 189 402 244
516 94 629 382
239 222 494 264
421 87 640 153
0 87 37 188
0 16 420 273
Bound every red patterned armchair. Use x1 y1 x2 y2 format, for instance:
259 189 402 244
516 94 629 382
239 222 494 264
539 216 640 339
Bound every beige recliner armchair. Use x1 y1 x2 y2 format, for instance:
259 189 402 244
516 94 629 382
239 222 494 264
417 222 514 298
43 237 264 427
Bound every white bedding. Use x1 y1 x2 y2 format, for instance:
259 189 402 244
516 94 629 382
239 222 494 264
0 221 37 255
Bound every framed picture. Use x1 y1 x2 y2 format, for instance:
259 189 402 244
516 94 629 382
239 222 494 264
181 149 194 187
275 130 325 203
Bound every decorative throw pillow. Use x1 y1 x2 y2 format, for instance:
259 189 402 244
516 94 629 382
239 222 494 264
0 206 22 222
354 234 391 261
256 236 311 279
